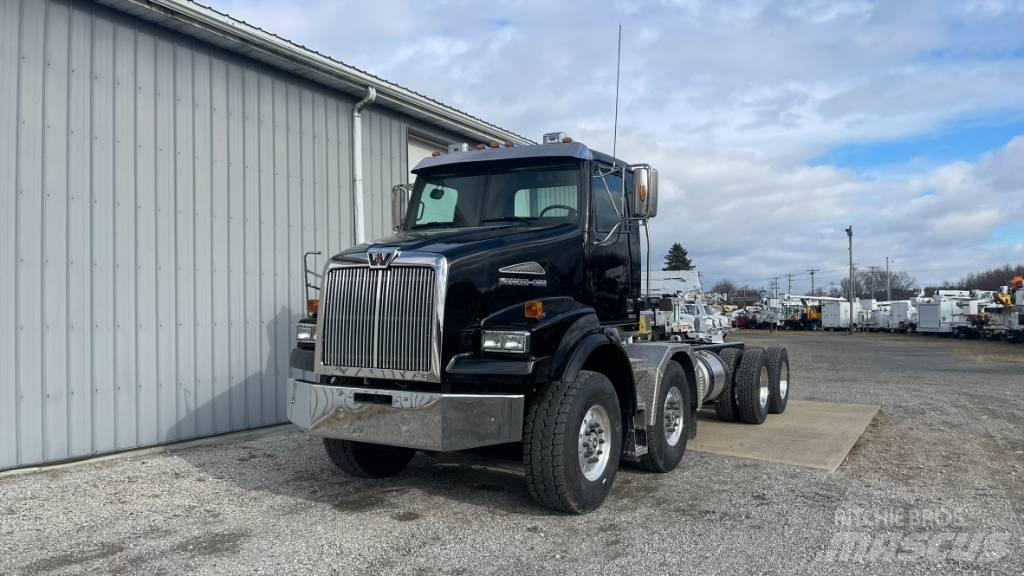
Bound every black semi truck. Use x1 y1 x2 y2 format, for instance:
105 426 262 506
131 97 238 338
288 133 791 513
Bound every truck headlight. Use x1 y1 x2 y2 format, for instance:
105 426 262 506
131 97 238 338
296 323 317 344
481 330 530 354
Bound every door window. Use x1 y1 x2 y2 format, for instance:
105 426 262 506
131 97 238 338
592 167 623 234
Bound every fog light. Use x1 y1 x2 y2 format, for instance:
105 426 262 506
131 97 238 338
480 330 530 354
296 323 317 344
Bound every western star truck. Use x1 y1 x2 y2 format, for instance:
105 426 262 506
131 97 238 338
287 133 791 513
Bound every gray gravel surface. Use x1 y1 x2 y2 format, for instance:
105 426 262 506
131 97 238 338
1 331 1022 575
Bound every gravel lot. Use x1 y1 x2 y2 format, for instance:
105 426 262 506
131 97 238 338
2 331 1022 575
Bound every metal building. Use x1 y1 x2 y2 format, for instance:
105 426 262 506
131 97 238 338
0 0 529 470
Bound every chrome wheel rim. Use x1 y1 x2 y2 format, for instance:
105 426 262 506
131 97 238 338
759 366 770 409
779 365 789 399
578 404 611 481
664 387 684 447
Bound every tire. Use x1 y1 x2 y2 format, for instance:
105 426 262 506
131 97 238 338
714 348 742 422
734 347 770 424
323 439 415 478
523 370 622 514
765 346 790 415
639 360 691 472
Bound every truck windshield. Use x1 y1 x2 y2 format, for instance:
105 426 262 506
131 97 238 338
405 164 580 230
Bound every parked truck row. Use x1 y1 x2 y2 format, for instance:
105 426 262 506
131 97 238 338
736 279 1024 342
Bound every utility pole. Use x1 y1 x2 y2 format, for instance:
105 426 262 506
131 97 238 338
807 268 819 295
771 277 781 300
786 273 792 296
886 257 892 301
846 226 854 334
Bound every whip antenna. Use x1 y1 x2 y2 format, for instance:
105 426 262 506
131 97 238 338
612 24 622 165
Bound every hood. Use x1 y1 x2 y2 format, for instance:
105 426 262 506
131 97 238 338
337 223 581 266
334 223 587 359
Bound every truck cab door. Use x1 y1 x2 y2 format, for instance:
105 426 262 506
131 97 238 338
586 163 633 327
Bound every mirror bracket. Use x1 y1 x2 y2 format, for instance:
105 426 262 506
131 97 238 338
391 184 412 231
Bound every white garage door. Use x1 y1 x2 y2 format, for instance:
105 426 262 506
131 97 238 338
408 136 444 183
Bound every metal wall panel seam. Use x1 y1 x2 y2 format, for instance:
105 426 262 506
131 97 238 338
192 45 214 436
65 0 73 460
10 0 24 467
67 0 93 458
39 0 50 461
86 0 97 457
91 8 116 454
132 21 139 448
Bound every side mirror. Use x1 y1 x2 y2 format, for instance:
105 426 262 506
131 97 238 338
391 184 412 231
631 165 658 218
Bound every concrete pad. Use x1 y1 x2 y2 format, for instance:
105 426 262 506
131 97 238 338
690 400 880 472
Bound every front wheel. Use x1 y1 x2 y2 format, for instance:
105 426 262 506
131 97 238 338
523 370 622 514
639 360 691 472
323 439 415 478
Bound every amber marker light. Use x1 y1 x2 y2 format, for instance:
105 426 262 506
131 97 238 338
525 300 544 319
307 298 320 317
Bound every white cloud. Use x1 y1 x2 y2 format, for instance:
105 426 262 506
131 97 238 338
210 0 1024 289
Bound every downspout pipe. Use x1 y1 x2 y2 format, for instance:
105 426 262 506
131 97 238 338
352 86 377 245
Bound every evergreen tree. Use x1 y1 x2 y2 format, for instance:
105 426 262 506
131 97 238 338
663 242 694 271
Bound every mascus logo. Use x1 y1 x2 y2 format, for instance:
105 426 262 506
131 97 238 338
367 248 399 269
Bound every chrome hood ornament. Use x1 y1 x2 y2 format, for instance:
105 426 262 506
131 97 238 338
367 247 400 269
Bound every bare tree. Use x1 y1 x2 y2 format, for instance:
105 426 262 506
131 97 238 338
941 264 1024 290
711 279 737 300
841 269 917 300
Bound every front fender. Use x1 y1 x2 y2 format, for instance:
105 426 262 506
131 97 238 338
549 320 636 415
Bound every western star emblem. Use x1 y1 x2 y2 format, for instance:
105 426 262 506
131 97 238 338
367 248 399 269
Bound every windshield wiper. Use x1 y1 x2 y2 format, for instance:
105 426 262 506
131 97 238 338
480 216 538 225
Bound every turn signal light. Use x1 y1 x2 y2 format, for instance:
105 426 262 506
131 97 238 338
307 298 320 317
639 184 648 201
524 300 544 319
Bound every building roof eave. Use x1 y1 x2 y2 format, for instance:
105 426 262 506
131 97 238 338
94 0 534 146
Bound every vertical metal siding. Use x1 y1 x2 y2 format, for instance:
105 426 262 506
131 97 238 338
0 0 463 469
0 0 21 468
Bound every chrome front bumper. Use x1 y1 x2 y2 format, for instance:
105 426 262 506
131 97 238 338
286 379 524 451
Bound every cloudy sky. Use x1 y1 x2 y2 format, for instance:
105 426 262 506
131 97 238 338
210 0 1024 293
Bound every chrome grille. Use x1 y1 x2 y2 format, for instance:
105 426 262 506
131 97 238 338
320 266 436 373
